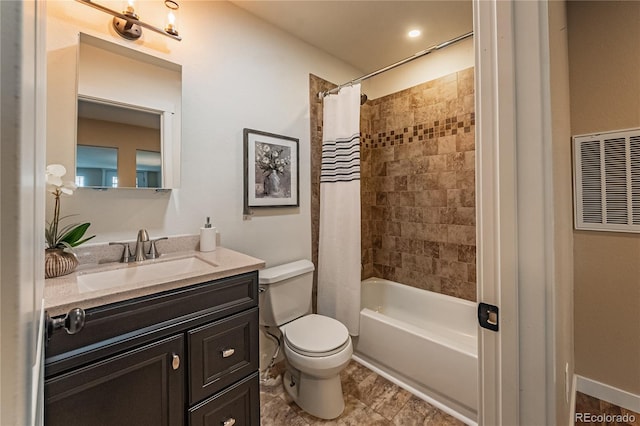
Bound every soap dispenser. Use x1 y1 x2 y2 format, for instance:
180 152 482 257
199 217 216 252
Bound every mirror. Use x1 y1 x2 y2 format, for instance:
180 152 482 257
76 33 182 189
77 97 164 188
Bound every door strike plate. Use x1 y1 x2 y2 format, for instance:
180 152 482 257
478 302 499 332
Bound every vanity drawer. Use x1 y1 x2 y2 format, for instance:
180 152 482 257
46 272 258 377
188 371 260 426
188 308 259 404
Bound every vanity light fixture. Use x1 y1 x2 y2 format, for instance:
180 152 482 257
75 0 182 41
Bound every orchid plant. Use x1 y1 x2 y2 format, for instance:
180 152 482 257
45 164 95 250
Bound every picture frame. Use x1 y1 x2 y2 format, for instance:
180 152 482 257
243 128 299 213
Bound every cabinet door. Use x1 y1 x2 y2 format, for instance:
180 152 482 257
188 308 258 404
189 372 260 426
45 334 184 426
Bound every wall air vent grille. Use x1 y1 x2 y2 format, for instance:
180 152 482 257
573 128 640 232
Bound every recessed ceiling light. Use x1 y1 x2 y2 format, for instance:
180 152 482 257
408 29 421 38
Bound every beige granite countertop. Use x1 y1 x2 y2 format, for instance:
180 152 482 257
44 247 265 317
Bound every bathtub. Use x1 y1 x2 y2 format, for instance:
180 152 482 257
353 277 478 424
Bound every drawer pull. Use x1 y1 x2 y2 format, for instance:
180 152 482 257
222 418 236 426
221 348 235 358
172 354 180 370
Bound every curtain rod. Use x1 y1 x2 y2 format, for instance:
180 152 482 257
318 31 473 99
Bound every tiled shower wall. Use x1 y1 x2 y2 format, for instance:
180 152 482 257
360 68 476 301
309 68 476 305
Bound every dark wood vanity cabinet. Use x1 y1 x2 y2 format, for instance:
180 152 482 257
45 335 185 426
44 271 260 426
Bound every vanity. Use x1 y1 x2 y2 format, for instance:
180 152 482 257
43 247 264 426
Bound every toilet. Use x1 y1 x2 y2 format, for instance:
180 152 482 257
259 259 353 420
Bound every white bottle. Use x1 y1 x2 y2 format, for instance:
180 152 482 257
199 217 217 252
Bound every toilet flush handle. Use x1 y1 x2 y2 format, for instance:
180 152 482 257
259 286 266 293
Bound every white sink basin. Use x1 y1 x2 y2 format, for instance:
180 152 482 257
77 256 219 293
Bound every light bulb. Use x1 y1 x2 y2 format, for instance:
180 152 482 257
164 0 179 36
123 0 137 17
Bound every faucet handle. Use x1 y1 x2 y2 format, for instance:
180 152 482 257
109 242 132 263
147 237 168 259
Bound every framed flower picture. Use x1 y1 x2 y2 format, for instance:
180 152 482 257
244 128 299 212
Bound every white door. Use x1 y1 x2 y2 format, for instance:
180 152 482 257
0 1 47 425
475 1 555 424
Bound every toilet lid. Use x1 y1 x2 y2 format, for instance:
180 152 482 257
284 314 350 354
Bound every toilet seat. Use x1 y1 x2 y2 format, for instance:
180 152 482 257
283 314 350 357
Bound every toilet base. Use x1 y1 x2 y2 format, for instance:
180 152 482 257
283 369 345 420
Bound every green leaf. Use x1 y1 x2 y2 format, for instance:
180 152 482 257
72 235 96 247
56 222 83 238
59 241 73 250
59 222 95 247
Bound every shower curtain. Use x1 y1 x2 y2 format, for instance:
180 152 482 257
317 84 361 336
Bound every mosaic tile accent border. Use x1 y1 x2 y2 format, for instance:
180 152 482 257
363 113 475 149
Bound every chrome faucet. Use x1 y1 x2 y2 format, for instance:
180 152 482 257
134 229 149 262
110 230 167 263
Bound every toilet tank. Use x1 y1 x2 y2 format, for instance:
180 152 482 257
258 259 315 326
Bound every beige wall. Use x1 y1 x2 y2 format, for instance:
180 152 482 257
568 1 640 394
46 1 361 268
549 1 574 423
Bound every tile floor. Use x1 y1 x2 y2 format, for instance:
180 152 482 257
575 392 640 426
259 360 467 425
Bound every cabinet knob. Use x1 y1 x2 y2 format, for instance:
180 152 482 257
45 307 86 345
171 354 180 370
221 348 235 358
222 418 236 426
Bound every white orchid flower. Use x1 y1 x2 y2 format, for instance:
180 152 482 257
46 164 65 186
46 164 76 195
59 181 77 195
45 163 95 255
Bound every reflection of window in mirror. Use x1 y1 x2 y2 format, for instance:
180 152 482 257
76 98 162 188
76 145 118 187
136 150 161 188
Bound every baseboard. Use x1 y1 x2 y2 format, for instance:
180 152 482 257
352 354 478 426
575 375 640 413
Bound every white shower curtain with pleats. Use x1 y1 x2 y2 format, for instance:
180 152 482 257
317 84 361 336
